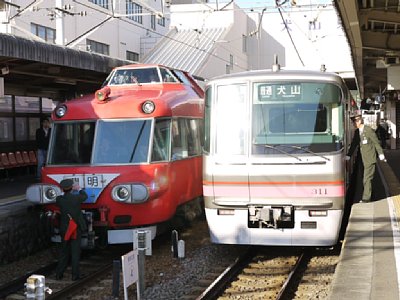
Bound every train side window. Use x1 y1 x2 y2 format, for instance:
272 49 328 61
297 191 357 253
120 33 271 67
187 119 201 156
160 68 178 83
151 119 171 162
171 119 187 160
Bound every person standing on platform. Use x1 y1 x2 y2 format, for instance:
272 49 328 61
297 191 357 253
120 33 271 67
35 116 51 180
55 179 88 281
346 113 386 203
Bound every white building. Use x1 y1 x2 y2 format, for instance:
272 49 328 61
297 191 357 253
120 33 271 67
142 1 353 82
0 0 169 61
0 0 353 80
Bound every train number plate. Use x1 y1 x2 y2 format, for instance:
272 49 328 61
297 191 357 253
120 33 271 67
64 175 103 188
84 175 103 188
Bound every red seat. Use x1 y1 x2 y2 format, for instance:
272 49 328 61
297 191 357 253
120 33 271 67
22 151 31 165
7 152 19 168
28 151 37 165
1 153 11 169
15 151 25 166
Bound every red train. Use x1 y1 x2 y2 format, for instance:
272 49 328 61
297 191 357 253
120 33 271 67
26 64 204 248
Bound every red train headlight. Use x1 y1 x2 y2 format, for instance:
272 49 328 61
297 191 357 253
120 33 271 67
55 105 67 118
142 100 155 114
95 86 111 102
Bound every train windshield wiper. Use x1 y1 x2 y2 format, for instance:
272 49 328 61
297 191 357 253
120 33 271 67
262 144 302 161
283 145 330 161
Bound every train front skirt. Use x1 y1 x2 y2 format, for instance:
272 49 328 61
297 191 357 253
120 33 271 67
205 208 343 246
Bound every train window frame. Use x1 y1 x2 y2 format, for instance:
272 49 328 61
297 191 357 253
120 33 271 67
214 83 248 157
107 67 161 85
251 81 345 154
160 68 179 83
48 121 97 165
92 119 152 165
151 118 171 162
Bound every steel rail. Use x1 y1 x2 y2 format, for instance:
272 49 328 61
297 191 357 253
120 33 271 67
196 247 256 300
276 250 310 300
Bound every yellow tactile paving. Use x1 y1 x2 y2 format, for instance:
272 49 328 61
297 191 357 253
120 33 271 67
392 194 400 223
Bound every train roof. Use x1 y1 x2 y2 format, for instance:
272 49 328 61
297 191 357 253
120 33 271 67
52 64 204 121
206 68 347 85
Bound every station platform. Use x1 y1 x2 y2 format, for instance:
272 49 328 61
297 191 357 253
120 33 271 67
330 149 400 299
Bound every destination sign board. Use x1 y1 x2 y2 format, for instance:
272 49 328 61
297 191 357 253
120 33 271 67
258 83 302 101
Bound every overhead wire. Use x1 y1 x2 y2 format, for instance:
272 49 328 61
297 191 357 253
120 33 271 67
70 0 248 70
275 0 305 66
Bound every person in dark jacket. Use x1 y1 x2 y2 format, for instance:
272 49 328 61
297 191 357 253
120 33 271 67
35 117 51 179
55 179 88 281
346 113 386 203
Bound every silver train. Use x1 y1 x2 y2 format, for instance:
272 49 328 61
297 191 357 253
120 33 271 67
203 65 356 246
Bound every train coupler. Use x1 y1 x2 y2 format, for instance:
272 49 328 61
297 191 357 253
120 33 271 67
248 205 294 229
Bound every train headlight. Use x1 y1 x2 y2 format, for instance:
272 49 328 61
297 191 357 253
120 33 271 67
142 100 155 114
112 185 131 202
44 187 58 202
111 184 149 203
26 184 62 204
95 86 111 102
55 105 67 118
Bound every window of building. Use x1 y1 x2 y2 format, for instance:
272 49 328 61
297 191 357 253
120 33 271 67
242 34 247 53
29 118 40 140
226 64 230 74
126 51 139 62
0 95 12 112
31 23 56 43
87 39 110 55
15 96 40 113
89 0 109 9
151 15 156 30
0 117 13 142
15 117 28 141
157 16 165 27
126 1 143 23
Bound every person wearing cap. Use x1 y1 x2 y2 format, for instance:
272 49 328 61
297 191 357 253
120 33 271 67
55 179 88 281
35 116 51 180
346 113 386 203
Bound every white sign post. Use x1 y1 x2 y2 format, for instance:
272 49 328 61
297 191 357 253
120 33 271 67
121 249 138 300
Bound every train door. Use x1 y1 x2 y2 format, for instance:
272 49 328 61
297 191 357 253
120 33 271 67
206 82 251 204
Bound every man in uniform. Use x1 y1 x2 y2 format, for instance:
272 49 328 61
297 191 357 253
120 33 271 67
55 179 88 281
346 112 386 203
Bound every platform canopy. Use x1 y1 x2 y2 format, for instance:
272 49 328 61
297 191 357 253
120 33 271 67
0 33 132 100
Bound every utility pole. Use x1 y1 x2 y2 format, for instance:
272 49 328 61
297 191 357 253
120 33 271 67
55 0 64 45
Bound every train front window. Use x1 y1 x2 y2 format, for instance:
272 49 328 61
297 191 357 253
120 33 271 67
49 122 96 165
108 67 161 85
93 120 151 164
252 82 343 154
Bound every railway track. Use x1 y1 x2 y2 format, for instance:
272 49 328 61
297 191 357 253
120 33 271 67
194 247 340 300
1 245 130 299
